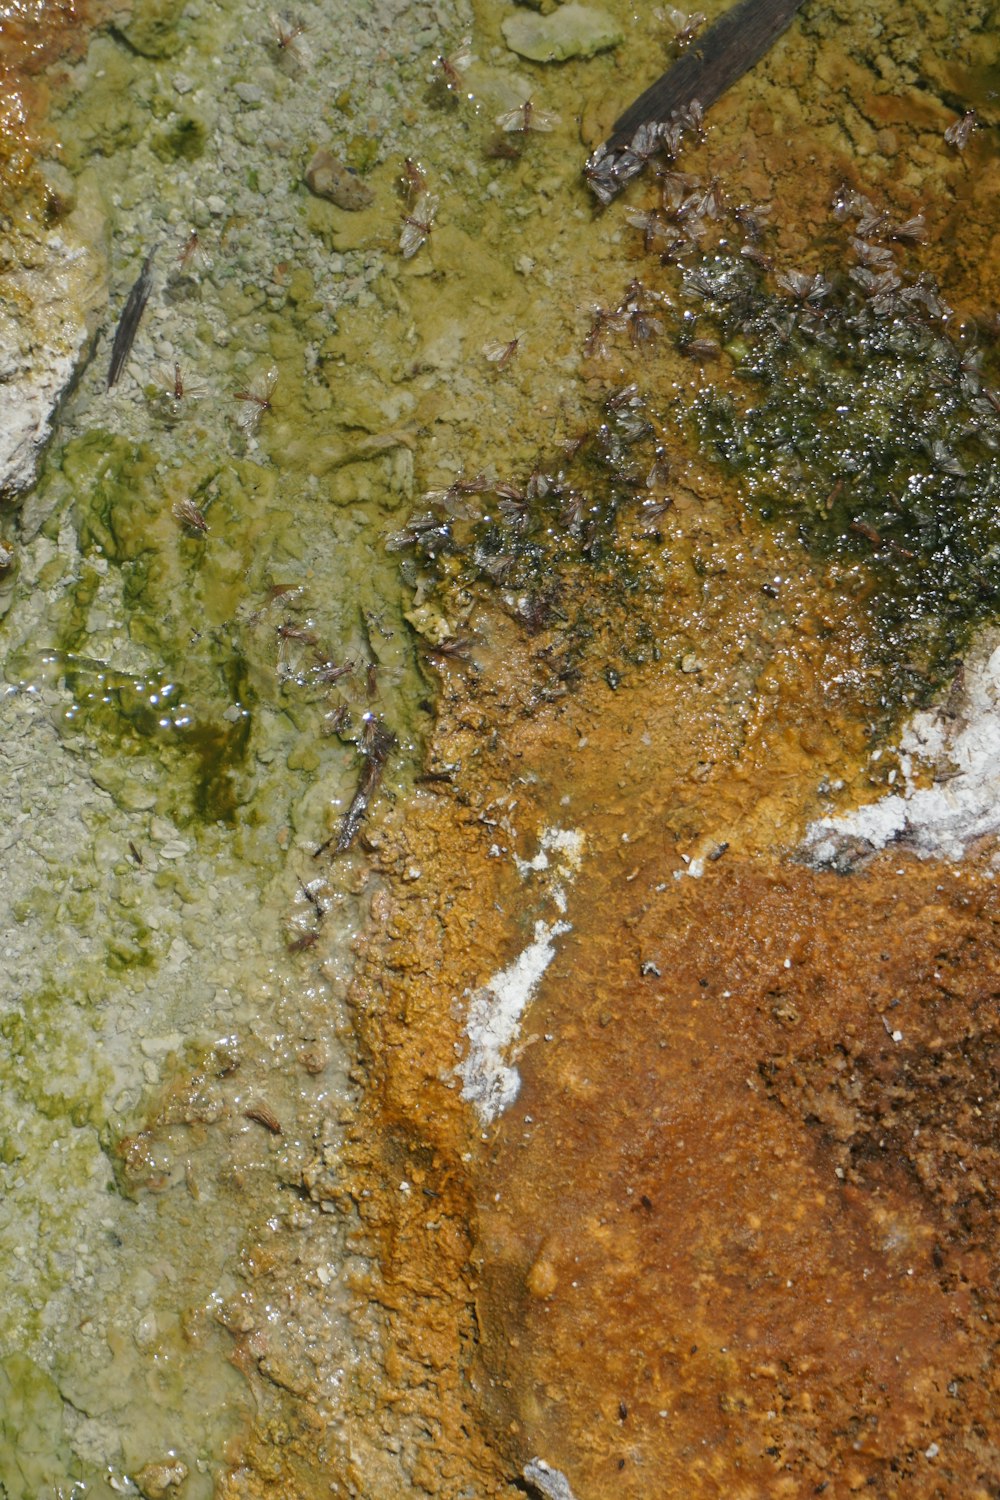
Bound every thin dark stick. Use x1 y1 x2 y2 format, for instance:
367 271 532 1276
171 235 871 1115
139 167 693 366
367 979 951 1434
586 0 807 201
314 716 396 857
610 0 806 150
107 251 155 390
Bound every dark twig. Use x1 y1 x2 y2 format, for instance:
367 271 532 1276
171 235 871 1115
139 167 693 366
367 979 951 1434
586 0 807 201
107 251 155 389
314 715 396 857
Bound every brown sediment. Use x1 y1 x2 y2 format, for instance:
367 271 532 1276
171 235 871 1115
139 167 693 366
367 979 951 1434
319 17 1000 1488
476 850 1000 1496
329 502 893 1494
334 563 1000 1496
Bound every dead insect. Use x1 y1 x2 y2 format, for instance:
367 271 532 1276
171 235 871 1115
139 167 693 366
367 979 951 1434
312 657 355 684
682 337 720 360
399 190 438 259
314 714 397 857
560 489 589 530
639 495 672 522
944 110 977 150
850 266 901 299
516 590 561 633
583 143 620 204
435 34 472 92
628 306 664 345
775 269 831 303
929 438 965 476
323 703 351 735
646 448 671 487
424 471 489 518
900 273 949 319
298 877 325 918
617 121 665 179
493 482 530 523
277 621 319 644
400 156 428 203
739 243 774 271
662 5 706 47
733 201 770 241
625 207 675 252
420 634 475 663
234 364 278 435
268 10 307 59
850 518 881 546
384 510 449 551
266 582 303 604
172 498 209 534
107 250 155 390
128 840 143 865
286 929 320 953
851 236 895 269
244 1101 283 1132
583 303 628 358
179 230 202 268
495 98 560 133
606 382 642 413
483 335 520 369
627 122 664 163
889 213 927 244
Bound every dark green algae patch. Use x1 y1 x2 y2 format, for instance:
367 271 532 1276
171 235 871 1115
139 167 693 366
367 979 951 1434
686 243 1000 705
10 425 436 831
393 187 1000 733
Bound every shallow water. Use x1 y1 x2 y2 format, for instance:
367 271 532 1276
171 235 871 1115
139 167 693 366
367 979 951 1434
2 0 999 1494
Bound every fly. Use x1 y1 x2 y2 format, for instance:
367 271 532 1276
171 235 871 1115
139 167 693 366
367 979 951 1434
234 364 278 435
435 34 472 92
172 498 209 534
495 98 560 133
399 191 438 259
944 111 977 150
483 336 520 369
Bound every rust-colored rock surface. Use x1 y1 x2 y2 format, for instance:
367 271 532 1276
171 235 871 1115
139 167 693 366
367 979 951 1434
475 853 1000 1496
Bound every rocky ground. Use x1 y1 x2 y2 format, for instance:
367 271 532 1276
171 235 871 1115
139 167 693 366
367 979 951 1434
3 0 1000 1496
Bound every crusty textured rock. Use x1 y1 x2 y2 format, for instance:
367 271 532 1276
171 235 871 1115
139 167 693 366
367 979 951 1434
0 183 107 500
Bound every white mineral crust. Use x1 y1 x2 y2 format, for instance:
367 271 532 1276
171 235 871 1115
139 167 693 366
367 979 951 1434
804 632 1000 865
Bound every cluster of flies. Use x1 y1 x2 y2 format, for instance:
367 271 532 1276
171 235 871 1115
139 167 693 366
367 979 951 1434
585 94 979 208
386 89 997 647
383 373 677 641
400 34 560 259
611 147 1000 634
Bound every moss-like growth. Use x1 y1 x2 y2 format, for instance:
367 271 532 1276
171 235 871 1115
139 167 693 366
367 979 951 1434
152 114 207 162
683 248 1000 702
21 432 261 823
116 0 188 57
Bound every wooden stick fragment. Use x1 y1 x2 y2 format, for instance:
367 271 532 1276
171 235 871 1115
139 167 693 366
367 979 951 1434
586 0 807 200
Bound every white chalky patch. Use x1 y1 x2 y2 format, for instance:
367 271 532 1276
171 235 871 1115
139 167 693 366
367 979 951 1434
461 826 584 1122
804 635 1000 865
514 824 585 879
460 919 570 1123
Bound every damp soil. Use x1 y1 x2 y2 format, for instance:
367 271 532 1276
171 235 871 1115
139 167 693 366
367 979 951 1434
2 0 1000 1496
